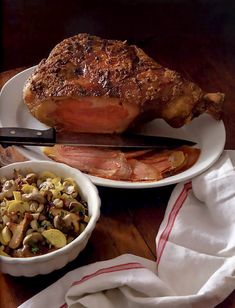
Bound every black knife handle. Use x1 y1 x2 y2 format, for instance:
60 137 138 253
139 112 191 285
0 127 56 146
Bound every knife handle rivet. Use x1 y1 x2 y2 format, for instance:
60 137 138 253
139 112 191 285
10 130 16 135
36 131 42 136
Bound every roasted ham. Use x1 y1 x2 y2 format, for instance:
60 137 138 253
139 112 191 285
43 146 200 182
23 34 224 133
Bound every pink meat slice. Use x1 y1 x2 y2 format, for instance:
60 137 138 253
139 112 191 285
128 159 163 181
44 146 180 181
45 145 132 180
128 154 173 182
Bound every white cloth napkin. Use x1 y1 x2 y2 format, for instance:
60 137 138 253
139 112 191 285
19 151 235 308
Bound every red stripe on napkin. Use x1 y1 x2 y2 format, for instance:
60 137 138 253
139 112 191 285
59 262 145 307
156 181 192 265
72 262 145 286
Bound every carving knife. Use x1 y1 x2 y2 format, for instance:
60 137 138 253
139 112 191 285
0 127 196 150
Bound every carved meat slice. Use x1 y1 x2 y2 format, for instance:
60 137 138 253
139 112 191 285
43 146 200 182
128 159 164 181
43 146 132 180
23 34 224 133
127 148 199 181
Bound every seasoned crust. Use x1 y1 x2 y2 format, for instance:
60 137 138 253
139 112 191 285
23 33 224 131
24 33 194 104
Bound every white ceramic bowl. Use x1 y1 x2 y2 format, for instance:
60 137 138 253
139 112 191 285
0 160 101 276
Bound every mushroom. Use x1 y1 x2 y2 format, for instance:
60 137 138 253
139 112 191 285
30 219 38 230
7 213 33 249
62 179 78 197
23 232 44 246
53 215 64 230
29 201 38 212
25 173 38 184
39 180 54 191
22 189 45 204
42 190 53 201
2 180 18 198
1 226 12 244
31 213 40 220
53 215 72 233
40 220 52 229
69 200 85 214
49 207 69 217
29 201 44 213
53 198 63 208
21 232 45 256
63 213 81 233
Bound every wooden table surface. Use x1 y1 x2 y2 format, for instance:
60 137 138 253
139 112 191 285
1 45 235 307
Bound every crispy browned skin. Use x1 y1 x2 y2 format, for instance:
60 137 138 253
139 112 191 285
23 33 224 133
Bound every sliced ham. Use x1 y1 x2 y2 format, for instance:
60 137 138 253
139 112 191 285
43 145 132 180
128 159 163 181
43 145 200 182
128 150 184 181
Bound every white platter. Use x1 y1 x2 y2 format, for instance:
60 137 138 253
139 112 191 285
0 67 226 188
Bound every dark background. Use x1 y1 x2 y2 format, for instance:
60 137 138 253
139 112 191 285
1 0 235 72
1 3 235 307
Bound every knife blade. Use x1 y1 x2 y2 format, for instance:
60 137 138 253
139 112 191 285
0 127 196 149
